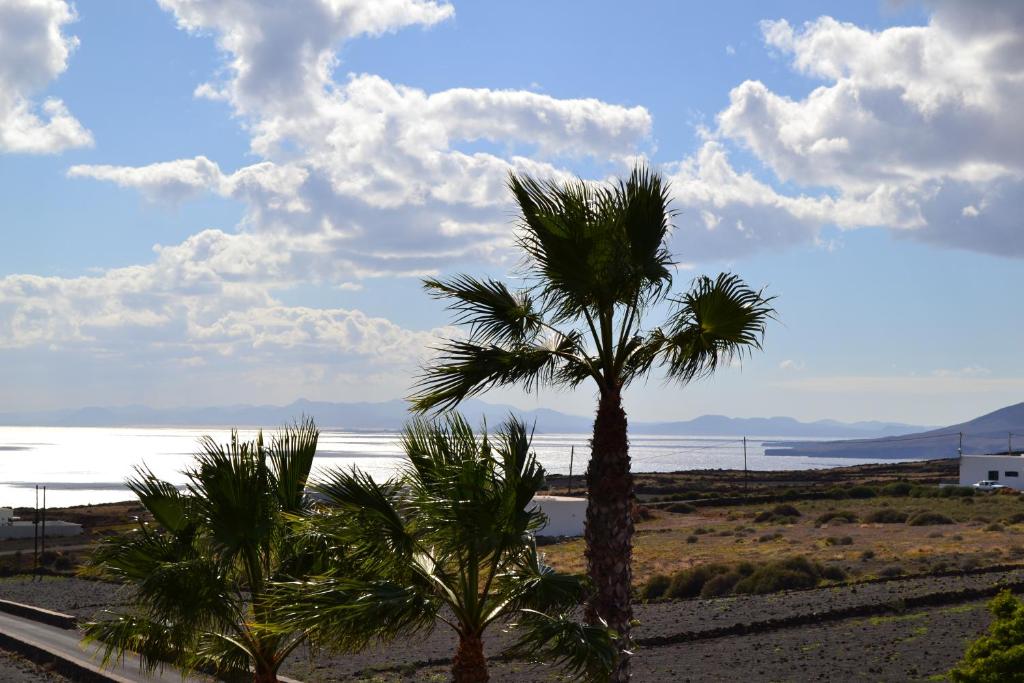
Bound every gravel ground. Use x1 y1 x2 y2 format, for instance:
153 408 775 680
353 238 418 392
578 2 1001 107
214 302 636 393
0 648 71 682
0 576 128 620
0 573 1005 682
282 567 1023 680
372 599 991 683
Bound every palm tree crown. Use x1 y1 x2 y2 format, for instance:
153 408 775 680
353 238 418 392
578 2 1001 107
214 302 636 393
271 415 616 683
411 166 774 409
84 419 321 683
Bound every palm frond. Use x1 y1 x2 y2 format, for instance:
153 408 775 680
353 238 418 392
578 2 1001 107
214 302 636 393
270 578 439 652
424 275 543 345
643 273 776 385
268 417 319 513
83 613 194 674
126 468 190 535
313 467 415 564
503 609 618 682
409 339 569 413
509 165 675 321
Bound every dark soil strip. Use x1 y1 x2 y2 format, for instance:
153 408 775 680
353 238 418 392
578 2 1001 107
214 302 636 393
636 580 1024 647
343 582 1021 678
637 561 1024 602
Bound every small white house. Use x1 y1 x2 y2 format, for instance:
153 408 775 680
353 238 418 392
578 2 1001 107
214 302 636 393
960 454 1024 490
532 495 586 537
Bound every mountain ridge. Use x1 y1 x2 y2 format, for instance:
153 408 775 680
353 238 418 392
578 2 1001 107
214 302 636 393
765 401 1024 459
0 398 929 438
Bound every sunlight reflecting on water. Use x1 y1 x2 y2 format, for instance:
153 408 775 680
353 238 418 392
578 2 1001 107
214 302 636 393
0 426 917 508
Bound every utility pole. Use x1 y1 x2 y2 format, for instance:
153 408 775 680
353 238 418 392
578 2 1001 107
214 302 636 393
959 432 963 458
40 486 46 568
567 446 574 495
33 485 38 575
743 437 748 493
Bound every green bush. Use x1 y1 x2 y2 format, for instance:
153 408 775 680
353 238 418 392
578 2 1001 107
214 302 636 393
733 557 824 594
878 565 904 578
655 556 846 600
686 535 698 544
665 564 733 599
1005 513 1024 525
754 504 802 523
985 523 1006 533
860 550 876 561
665 502 695 514
907 511 955 526
816 510 858 526
640 573 672 600
824 536 854 546
882 481 913 497
847 486 877 499
865 508 909 524
950 590 1024 682
700 571 744 598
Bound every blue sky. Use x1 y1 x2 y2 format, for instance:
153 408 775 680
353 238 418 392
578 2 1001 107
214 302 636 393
0 0 1021 425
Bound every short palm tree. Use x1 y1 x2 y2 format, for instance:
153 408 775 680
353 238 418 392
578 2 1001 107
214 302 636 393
84 419 321 683
271 414 616 683
410 166 775 680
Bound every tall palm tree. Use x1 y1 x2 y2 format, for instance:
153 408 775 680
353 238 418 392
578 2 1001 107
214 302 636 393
84 419 322 683
409 166 775 680
271 415 616 683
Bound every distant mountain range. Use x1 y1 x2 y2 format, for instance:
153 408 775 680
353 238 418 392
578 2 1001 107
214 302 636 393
766 402 1024 459
0 398 930 438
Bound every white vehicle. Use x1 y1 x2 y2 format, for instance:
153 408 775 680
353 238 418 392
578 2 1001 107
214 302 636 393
973 480 1009 491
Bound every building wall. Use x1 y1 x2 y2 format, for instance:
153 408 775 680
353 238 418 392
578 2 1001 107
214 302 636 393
960 455 1024 490
0 521 83 540
532 496 587 537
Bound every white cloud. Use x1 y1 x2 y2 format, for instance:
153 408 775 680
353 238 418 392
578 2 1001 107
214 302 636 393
779 359 805 371
932 365 992 378
707 3 1024 257
69 2 654 282
0 0 91 153
0 228 451 368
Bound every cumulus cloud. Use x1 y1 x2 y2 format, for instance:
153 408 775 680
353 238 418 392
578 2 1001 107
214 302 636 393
69 1 653 282
705 2 1024 257
0 228 450 368
0 0 91 153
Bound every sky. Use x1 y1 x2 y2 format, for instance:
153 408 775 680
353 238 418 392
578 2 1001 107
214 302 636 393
0 0 1022 426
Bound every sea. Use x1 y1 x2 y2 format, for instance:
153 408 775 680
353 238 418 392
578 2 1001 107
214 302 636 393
0 426 920 509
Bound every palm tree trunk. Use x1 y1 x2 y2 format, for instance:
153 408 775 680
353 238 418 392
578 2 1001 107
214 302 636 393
452 631 488 683
253 666 278 683
585 388 634 681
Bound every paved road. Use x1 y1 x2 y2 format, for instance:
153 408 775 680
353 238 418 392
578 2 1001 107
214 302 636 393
0 611 208 682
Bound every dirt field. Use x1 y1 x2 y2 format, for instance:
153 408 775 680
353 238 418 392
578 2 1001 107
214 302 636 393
543 490 1024 584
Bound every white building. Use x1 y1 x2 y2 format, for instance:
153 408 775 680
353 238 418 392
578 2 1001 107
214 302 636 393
960 454 1024 490
532 495 586 537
